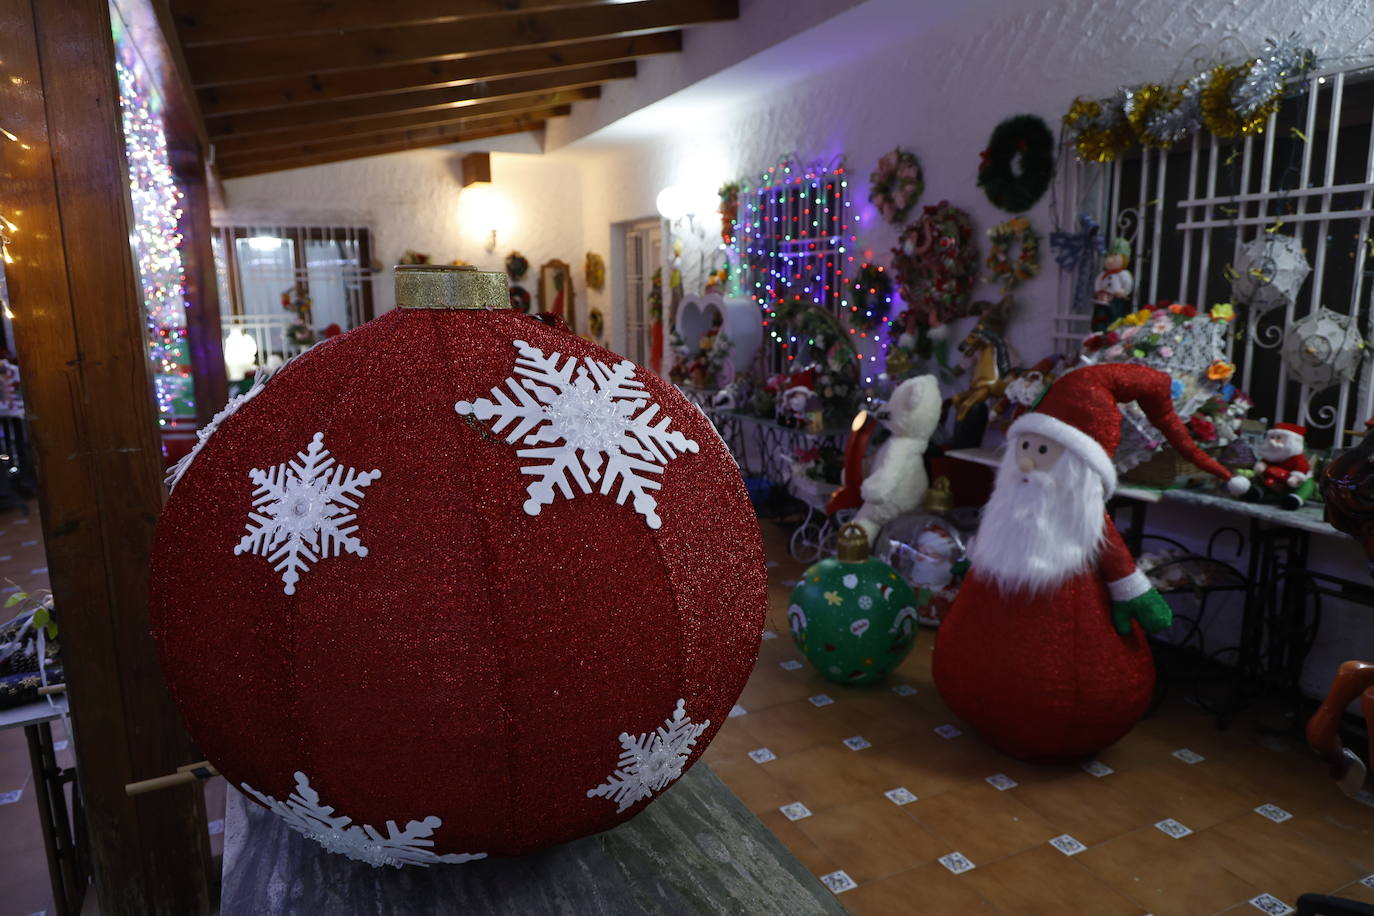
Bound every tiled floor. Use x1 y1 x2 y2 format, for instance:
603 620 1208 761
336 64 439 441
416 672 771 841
706 521 1374 916
1 500 1372 915
0 501 226 916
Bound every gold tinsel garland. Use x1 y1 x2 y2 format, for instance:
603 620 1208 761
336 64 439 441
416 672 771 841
1062 38 1314 162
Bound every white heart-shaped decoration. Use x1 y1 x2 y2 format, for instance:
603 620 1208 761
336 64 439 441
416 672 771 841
673 294 723 352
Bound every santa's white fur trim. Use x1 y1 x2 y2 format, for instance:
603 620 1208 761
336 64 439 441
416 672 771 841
1008 412 1118 494
1226 475 1251 496
1107 569 1151 602
967 446 1108 595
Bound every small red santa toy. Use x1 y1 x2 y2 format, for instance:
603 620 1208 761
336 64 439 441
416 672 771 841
933 364 1249 762
1250 422 1314 510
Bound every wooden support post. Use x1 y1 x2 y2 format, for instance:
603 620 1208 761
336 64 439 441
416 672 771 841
0 1 213 913
172 147 228 425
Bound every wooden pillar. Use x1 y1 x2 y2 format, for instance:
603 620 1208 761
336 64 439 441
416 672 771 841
0 1 212 913
172 147 228 424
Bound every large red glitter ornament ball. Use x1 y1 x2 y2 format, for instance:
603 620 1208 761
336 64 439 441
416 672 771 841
149 266 766 866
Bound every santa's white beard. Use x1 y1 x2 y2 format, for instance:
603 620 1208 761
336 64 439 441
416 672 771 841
967 447 1107 595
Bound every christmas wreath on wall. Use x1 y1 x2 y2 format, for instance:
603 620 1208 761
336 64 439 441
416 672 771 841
505 251 529 281
719 182 740 245
868 147 924 226
584 251 606 291
985 217 1041 292
846 263 893 333
977 115 1055 213
892 201 979 325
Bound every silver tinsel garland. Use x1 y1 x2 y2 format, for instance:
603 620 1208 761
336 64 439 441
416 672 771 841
1232 35 1316 120
1144 71 1208 148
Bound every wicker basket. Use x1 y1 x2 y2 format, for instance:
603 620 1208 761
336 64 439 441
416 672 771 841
1121 446 1219 488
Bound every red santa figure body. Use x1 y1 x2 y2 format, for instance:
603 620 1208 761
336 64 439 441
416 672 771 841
933 364 1249 762
1252 423 1313 510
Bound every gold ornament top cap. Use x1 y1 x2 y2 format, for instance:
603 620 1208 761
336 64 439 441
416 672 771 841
836 523 870 563
924 475 954 514
395 264 509 310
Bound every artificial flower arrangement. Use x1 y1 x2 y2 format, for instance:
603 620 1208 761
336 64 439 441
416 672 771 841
1081 301 1253 473
280 286 315 347
790 442 845 485
668 327 733 390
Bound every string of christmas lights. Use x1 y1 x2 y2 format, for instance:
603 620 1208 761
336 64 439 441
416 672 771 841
738 156 858 363
116 49 195 424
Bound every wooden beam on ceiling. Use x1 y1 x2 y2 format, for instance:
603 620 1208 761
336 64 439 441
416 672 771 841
207 61 632 139
218 115 557 178
174 0 614 46
213 88 595 157
197 32 679 117
186 0 737 87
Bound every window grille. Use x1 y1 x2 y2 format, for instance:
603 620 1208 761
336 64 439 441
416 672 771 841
1057 59 1374 450
621 220 660 366
212 223 376 365
739 157 854 374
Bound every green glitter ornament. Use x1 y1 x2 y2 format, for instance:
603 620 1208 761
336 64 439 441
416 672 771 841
787 524 919 685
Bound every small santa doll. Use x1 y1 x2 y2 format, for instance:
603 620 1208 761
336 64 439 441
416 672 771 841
933 364 1250 762
1091 238 1134 331
1250 422 1314 510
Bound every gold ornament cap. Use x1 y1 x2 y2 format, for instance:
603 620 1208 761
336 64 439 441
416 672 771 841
395 264 509 310
924 476 954 514
836 523 870 563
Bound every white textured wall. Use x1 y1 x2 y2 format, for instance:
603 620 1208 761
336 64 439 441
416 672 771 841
222 0 1374 697
220 135 589 324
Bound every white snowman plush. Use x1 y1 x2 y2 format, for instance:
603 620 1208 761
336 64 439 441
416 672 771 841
852 374 942 545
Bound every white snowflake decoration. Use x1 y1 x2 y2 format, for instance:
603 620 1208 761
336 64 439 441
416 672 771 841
455 340 699 528
234 432 381 595
241 771 485 868
587 698 708 813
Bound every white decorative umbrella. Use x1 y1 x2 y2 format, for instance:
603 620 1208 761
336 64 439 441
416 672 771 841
1232 234 1311 313
1282 307 1366 390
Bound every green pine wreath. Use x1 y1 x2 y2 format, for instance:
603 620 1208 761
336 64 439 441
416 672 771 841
977 114 1055 213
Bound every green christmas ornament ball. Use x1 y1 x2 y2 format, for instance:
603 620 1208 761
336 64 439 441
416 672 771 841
787 524 920 685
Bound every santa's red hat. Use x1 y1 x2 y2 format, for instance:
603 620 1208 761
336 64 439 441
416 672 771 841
1008 363 1250 496
1271 422 1306 438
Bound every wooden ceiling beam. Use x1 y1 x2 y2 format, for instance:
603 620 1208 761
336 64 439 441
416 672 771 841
196 32 679 117
207 61 632 139
174 0 611 46
218 116 555 178
212 89 594 157
186 0 736 86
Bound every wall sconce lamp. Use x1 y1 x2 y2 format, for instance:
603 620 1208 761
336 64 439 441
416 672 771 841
461 183 510 253
657 184 719 232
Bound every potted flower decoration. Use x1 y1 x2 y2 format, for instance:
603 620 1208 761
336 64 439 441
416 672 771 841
1081 301 1252 485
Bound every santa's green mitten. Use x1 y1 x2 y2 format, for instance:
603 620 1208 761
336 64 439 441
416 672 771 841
1110 588 1173 636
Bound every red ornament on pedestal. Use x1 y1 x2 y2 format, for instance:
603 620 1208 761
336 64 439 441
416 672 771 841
149 266 766 866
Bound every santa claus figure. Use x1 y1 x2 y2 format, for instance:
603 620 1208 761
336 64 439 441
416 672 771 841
933 364 1249 762
1250 422 1314 510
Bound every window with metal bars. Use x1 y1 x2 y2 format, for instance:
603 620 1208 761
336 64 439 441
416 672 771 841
212 224 375 366
1057 61 1374 450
